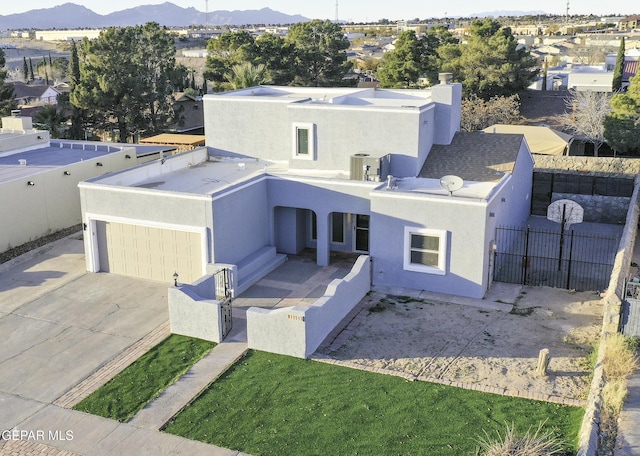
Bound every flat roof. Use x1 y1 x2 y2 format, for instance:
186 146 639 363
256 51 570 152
209 85 434 109
380 176 501 200
0 142 125 183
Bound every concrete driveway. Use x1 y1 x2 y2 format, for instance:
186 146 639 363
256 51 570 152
0 234 169 423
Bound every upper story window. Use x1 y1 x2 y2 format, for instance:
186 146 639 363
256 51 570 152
403 227 447 275
292 123 316 160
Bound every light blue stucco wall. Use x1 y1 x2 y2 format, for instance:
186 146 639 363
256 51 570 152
204 94 436 178
267 176 375 265
211 177 270 264
369 191 490 299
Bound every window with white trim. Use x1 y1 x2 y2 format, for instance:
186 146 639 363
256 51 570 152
292 123 316 160
403 227 447 275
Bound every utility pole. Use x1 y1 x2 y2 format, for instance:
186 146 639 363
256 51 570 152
205 0 209 29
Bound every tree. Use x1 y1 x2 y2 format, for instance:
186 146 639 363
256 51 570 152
604 73 640 155
377 31 424 88
612 37 625 92
0 49 15 116
223 63 272 91
67 40 84 139
29 57 34 81
33 104 67 138
71 23 181 142
253 33 296 86
204 30 256 89
460 94 520 132
440 19 538 99
286 20 351 87
23 57 28 82
561 89 611 157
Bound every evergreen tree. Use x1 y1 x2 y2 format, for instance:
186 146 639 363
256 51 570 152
287 20 351 87
612 37 625 92
23 57 28 82
71 22 182 142
202 79 208 94
440 19 538 99
605 73 640 155
0 49 16 116
67 40 84 139
29 57 34 80
541 59 548 91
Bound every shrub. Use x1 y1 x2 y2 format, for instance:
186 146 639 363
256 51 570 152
475 422 566 456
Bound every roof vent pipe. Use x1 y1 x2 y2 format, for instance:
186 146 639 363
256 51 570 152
438 72 453 85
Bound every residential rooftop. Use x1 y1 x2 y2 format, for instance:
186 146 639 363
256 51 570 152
0 141 127 183
210 85 434 109
419 132 525 183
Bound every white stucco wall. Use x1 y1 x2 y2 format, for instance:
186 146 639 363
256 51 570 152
1 148 133 253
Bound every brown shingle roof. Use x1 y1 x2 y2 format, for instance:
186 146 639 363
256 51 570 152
419 132 524 182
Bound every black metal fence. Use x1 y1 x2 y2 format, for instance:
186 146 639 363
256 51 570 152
493 226 619 291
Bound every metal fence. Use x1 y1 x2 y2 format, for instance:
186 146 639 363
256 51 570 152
621 281 640 337
493 226 619 291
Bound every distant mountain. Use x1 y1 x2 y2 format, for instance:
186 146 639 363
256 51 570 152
0 2 310 29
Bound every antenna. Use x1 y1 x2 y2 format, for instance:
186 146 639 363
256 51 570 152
439 175 464 196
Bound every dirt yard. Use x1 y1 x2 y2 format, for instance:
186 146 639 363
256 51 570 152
322 284 603 403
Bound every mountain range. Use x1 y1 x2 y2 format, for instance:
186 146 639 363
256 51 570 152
0 2 310 30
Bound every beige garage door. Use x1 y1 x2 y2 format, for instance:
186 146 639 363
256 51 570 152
98 221 203 283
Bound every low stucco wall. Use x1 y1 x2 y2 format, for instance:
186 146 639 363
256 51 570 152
534 156 640 177
577 175 640 456
247 255 371 358
168 275 224 343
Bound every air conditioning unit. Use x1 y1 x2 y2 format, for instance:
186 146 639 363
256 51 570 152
350 153 391 182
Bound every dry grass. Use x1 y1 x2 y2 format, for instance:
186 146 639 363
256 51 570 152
475 422 566 456
602 334 639 379
601 334 639 414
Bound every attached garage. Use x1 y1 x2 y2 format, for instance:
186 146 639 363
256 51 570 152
96 221 204 283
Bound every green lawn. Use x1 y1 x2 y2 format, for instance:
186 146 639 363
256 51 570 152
73 334 215 422
164 350 583 455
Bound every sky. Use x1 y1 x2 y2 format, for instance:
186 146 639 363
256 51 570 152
5 1 636 22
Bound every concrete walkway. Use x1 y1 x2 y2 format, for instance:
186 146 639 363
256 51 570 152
129 340 248 430
616 362 640 455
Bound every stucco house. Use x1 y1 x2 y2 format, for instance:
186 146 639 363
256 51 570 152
79 77 534 299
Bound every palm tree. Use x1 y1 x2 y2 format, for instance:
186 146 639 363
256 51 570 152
223 63 272 91
34 104 67 139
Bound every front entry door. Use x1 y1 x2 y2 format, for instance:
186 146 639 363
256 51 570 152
354 214 369 253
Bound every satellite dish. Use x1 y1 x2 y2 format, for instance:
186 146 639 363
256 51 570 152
439 175 464 196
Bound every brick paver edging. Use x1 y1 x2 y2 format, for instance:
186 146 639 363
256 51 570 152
310 356 585 407
53 322 171 409
0 439 78 456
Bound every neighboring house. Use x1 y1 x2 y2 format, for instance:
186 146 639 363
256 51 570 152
9 81 60 106
79 78 534 299
0 115 139 254
619 15 640 32
171 92 204 134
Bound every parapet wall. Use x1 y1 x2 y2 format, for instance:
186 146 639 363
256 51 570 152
534 155 640 177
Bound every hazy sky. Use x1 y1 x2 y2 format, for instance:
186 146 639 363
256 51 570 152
6 1 636 22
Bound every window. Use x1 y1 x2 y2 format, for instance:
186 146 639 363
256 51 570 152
309 211 345 243
292 123 316 160
403 227 447 275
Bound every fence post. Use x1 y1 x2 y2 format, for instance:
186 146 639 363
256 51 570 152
566 230 574 290
521 226 530 285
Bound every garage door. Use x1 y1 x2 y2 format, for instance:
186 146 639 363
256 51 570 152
97 221 203 283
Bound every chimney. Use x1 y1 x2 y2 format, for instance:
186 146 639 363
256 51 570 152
438 72 453 85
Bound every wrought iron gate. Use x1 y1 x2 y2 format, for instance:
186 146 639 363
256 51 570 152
213 268 233 340
493 226 618 291
621 281 640 337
